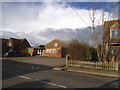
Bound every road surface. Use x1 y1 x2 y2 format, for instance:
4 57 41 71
2 58 119 88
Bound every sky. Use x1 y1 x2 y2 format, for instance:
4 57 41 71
1 1 119 33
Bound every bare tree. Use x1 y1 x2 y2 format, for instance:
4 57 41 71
89 3 101 62
88 2 117 62
66 1 118 62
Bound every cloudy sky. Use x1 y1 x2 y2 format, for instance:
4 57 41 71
0 0 119 46
1 1 119 33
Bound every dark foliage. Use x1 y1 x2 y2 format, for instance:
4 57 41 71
68 39 98 61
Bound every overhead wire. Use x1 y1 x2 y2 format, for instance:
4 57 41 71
65 0 92 30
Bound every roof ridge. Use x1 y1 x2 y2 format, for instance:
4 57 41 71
46 39 70 45
10 37 26 40
104 19 120 23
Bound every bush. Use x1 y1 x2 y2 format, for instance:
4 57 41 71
68 39 98 61
68 39 90 60
89 46 98 61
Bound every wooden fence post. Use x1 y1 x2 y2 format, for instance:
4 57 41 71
115 63 118 71
66 55 68 67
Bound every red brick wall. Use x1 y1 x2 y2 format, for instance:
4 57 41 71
103 20 120 62
44 40 69 57
44 52 62 57
44 47 62 57
6 38 31 50
7 40 14 49
46 39 68 48
103 20 120 45
19 39 31 49
27 48 34 56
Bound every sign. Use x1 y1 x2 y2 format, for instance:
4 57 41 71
28 48 32 51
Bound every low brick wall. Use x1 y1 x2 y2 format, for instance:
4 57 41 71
44 53 62 57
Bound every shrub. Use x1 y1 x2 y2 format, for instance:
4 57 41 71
68 39 98 61
68 39 90 60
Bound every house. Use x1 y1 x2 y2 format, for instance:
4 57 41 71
1 38 9 55
103 20 120 62
26 45 45 56
1 38 31 56
39 45 45 56
7 38 31 50
26 47 34 56
44 39 69 57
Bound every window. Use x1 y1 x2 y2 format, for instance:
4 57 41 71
54 43 58 46
110 47 115 55
46 49 50 53
8 43 12 47
52 49 58 53
110 48 114 55
46 49 52 53
46 49 58 53
49 49 53 53
110 30 120 38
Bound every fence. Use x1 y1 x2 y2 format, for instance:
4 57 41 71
66 58 118 71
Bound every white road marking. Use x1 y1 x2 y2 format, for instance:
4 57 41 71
31 66 39 69
36 68 39 69
31 66 34 68
18 76 31 80
18 76 67 88
35 79 39 81
40 80 67 88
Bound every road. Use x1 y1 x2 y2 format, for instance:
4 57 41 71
2 58 119 88
2 56 66 67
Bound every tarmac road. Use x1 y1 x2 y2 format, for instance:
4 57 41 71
2 56 66 67
2 58 119 88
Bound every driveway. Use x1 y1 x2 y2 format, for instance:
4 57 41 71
2 56 66 67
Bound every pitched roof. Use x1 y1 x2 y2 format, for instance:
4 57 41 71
103 20 120 32
55 39 71 44
46 39 70 45
1 38 8 45
104 19 120 23
110 22 120 30
9 38 30 45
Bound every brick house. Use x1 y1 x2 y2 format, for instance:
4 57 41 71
1 38 9 55
1 38 31 56
103 20 120 62
39 45 45 56
44 39 69 57
7 38 31 50
27 45 45 56
26 47 34 56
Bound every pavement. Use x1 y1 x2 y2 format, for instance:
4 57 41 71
53 66 119 78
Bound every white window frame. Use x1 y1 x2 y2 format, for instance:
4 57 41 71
49 49 52 53
110 29 120 38
54 43 58 46
46 49 49 53
8 43 12 47
52 49 58 53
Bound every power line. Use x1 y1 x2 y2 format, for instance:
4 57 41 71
65 0 91 29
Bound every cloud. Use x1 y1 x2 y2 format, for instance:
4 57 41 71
111 3 120 19
1 26 102 46
2 0 120 2
1 2 119 47
2 2 113 33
